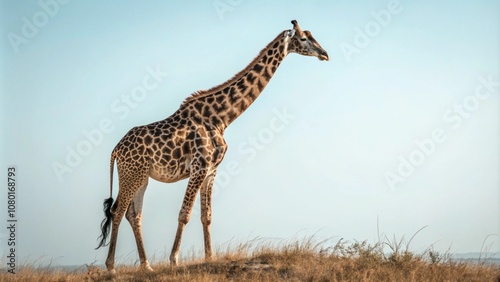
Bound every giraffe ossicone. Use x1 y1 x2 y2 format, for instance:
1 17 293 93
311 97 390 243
96 20 329 273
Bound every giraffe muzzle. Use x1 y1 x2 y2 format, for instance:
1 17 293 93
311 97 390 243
318 51 329 61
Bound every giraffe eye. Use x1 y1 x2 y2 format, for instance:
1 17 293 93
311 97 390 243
300 38 307 42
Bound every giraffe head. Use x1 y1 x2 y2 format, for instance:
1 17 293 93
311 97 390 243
285 20 329 61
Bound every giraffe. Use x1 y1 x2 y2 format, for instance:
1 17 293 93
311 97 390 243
96 20 329 273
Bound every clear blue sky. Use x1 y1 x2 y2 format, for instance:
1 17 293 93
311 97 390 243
0 1 499 266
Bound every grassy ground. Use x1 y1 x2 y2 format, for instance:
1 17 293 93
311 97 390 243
2 237 499 281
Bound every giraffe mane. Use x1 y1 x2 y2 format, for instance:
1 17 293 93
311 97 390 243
180 31 288 107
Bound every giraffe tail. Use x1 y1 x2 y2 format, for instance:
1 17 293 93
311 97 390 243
95 151 116 249
95 197 113 249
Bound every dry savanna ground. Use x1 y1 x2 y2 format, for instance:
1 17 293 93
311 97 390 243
2 237 499 281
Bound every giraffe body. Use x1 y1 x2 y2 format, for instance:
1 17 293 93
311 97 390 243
96 20 328 272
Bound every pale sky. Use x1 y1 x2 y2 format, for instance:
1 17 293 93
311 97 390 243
0 1 499 267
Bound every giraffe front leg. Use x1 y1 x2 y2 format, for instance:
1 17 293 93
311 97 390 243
169 222 186 266
200 171 216 261
170 166 208 265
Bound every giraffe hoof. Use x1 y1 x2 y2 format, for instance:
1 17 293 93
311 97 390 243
141 264 154 272
108 268 116 275
170 258 178 266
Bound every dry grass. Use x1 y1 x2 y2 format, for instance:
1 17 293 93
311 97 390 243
1 237 499 281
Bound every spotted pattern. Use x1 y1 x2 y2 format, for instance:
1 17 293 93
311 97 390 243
103 20 329 272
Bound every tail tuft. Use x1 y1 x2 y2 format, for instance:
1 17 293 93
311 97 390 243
95 197 114 249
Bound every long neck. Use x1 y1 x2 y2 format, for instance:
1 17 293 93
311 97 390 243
180 31 289 131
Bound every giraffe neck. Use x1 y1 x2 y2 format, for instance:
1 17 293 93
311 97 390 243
180 30 291 131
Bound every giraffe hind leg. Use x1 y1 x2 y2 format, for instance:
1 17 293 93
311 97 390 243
125 182 153 271
105 193 127 273
105 164 150 272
